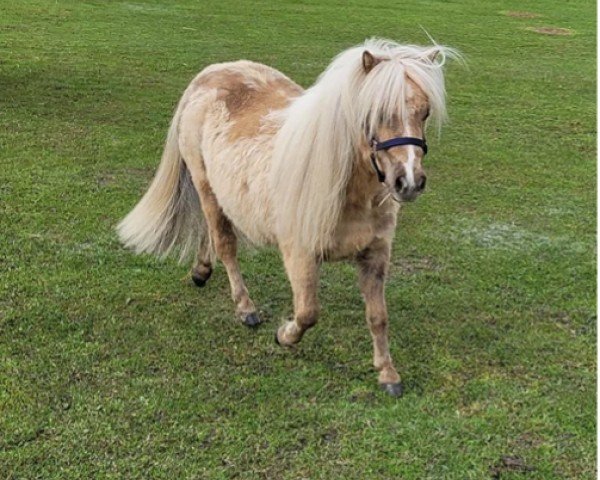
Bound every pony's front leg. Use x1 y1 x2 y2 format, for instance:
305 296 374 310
275 249 319 345
357 239 402 397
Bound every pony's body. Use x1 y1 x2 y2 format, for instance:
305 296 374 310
176 60 398 258
118 39 456 396
185 61 298 246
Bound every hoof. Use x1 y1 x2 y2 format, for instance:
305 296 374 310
191 274 207 288
379 382 403 397
274 328 295 347
242 312 261 328
191 267 212 288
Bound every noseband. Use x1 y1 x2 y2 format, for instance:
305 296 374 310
369 137 428 183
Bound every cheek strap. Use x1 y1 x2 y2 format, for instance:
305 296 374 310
370 152 386 183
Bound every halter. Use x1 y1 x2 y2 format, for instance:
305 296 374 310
369 137 428 183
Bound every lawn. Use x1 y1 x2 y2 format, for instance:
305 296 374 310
0 0 596 478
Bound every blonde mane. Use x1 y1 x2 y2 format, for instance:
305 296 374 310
270 38 459 253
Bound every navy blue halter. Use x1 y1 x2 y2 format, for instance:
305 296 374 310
370 137 428 183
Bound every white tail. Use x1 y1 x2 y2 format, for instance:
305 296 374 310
116 96 210 264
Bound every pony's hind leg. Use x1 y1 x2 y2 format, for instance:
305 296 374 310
356 239 402 397
177 106 259 326
191 238 214 288
181 150 259 326
196 178 259 327
275 248 319 345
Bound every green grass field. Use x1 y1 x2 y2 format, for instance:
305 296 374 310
1 0 596 478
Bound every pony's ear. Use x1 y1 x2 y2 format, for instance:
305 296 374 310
427 48 441 63
362 50 383 73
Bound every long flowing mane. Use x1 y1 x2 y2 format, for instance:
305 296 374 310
270 38 458 253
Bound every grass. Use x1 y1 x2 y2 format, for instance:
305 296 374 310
0 0 596 478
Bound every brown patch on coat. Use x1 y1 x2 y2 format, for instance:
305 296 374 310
194 62 303 141
527 26 573 36
223 82 256 113
505 11 540 18
195 68 258 116
225 76 302 141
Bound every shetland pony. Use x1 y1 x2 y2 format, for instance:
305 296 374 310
117 39 458 396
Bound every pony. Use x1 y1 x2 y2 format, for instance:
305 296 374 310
117 38 458 396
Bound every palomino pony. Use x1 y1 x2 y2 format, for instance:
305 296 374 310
117 39 457 396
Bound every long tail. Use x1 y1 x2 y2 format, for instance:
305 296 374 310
116 94 211 264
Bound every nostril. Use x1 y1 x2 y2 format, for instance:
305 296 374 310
416 176 427 192
395 176 405 191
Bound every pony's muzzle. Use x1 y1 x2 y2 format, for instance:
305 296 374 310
395 172 426 201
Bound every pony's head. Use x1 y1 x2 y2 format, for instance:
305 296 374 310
353 41 459 202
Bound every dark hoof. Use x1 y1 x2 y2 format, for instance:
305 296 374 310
191 268 212 288
242 312 261 328
379 382 403 397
